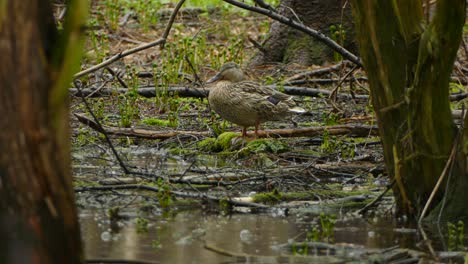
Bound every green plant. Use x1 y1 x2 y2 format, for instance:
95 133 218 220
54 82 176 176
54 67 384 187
156 178 172 209
320 130 356 158
319 213 336 242
103 0 120 30
293 214 335 256
136 217 149 234
330 24 346 62
322 112 340 126
219 198 231 214
448 221 465 251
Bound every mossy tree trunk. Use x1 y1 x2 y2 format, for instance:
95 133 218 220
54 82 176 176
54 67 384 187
0 1 87 262
250 0 357 66
351 1 467 221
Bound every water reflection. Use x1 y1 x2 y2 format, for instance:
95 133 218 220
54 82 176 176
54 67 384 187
80 209 418 263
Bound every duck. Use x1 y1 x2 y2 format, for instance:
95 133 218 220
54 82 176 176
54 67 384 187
207 62 305 137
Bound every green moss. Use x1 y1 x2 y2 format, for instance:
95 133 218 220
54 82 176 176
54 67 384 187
242 138 289 154
197 132 240 152
73 179 99 187
141 118 171 127
197 138 219 152
252 189 283 204
284 34 328 65
252 189 372 204
216 132 240 149
168 148 193 156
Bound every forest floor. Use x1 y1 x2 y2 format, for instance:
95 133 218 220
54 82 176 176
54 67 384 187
65 1 468 263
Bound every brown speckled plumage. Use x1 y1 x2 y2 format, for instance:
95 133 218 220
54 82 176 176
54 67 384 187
207 63 305 137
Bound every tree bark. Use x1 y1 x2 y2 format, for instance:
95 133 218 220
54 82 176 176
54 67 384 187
351 0 467 221
250 0 357 66
0 1 87 262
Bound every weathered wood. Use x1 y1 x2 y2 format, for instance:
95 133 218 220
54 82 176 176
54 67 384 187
75 113 378 139
69 86 467 102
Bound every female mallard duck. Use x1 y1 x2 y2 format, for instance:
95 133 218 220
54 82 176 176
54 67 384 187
207 62 305 137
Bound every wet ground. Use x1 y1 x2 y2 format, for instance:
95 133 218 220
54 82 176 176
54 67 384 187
73 144 466 263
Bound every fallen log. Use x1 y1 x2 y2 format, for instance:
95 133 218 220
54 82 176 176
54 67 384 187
69 86 467 101
75 113 379 139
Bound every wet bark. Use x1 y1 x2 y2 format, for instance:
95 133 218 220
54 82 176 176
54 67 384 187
250 0 357 66
351 0 467 221
0 1 86 263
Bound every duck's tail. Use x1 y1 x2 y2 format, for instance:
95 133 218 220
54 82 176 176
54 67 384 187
289 106 306 114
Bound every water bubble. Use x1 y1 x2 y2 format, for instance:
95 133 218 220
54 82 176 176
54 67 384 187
101 231 112 242
239 229 253 243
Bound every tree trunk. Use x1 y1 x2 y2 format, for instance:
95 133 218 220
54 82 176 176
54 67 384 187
351 0 467 221
0 1 87 262
250 0 357 66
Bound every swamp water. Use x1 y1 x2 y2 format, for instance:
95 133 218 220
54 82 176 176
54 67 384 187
74 146 464 263
80 208 417 263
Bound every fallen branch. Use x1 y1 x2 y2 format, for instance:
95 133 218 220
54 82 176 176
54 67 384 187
75 184 269 209
75 113 379 139
70 86 467 102
69 85 367 99
74 113 211 139
222 0 362 67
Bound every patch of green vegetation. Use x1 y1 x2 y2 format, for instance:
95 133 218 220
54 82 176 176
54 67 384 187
320 130 356 158
322 112 341 126
217 132 240 149
292 213 336 255
155 178 173 209
447 221 465 251
117 92 141 128
168 147 193 156
108 207 121 221
197 132 239 152
252 189 282 205
239 138 289 156
73 179 99 188
136 217 149 234
74 126 100 147
219 198 232 214
141 118 174 127
197 137 219 152
449 82 465 93
330 24 346 62
252 188 370 204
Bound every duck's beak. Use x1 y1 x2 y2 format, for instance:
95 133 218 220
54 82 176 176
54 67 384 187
206 73 221 84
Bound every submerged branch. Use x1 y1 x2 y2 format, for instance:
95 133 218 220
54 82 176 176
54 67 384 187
75 184 269 209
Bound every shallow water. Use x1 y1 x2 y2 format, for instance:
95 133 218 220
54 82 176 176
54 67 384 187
80 209 420 263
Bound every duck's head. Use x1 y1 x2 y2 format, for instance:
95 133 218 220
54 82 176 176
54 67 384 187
207 62 245 83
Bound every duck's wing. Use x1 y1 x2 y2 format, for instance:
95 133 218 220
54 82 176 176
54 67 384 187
234 81 293 103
